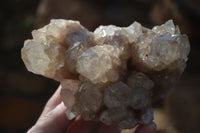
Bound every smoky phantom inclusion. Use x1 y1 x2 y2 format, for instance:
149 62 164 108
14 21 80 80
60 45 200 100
21 19 190 129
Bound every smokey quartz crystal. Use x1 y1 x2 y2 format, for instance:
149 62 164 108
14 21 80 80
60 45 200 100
21 19 190 129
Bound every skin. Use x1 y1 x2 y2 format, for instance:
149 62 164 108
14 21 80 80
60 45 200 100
27 85 157 133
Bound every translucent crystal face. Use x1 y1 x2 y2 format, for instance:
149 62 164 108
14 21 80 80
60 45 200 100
21 19 190 129
131 20 190 73
76 45 124 84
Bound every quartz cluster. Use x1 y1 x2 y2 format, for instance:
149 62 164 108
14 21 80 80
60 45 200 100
21 19 190 129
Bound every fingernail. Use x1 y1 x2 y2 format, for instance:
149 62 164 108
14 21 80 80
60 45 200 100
53 102 66 112
134 122 157 133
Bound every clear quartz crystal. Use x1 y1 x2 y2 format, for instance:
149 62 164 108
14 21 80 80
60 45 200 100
131 20 190 74
21 19 92 81
60 79 80 108
21 39 68 81
123 21 143 43
126 71 154 91
152 19 176 36
65 22 95 74
21 19 190 129
73 82 104 120
76 45 125 84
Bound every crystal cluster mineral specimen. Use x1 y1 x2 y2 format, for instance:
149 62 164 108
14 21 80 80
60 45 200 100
21 19 190 129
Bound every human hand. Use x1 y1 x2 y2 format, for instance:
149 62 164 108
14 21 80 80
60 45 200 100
27 85 157 133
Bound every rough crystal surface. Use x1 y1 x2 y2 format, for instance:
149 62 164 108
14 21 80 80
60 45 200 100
60 79 80 108
76 45 125 84
22 19 93 81
72 82 104 120
21 19 190 129
131 20 190 73
127 71 154 91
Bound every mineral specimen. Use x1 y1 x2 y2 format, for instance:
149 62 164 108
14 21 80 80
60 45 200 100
21 19 190 129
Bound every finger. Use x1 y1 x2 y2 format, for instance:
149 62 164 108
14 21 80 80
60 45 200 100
67 116 101 133
134 122 157 133
42 85 62 115
28 102 70 133
98 124 121 133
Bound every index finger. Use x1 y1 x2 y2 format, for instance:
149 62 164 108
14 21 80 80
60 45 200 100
41 85 62 116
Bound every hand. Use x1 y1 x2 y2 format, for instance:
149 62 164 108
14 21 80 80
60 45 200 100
27 85 157 133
